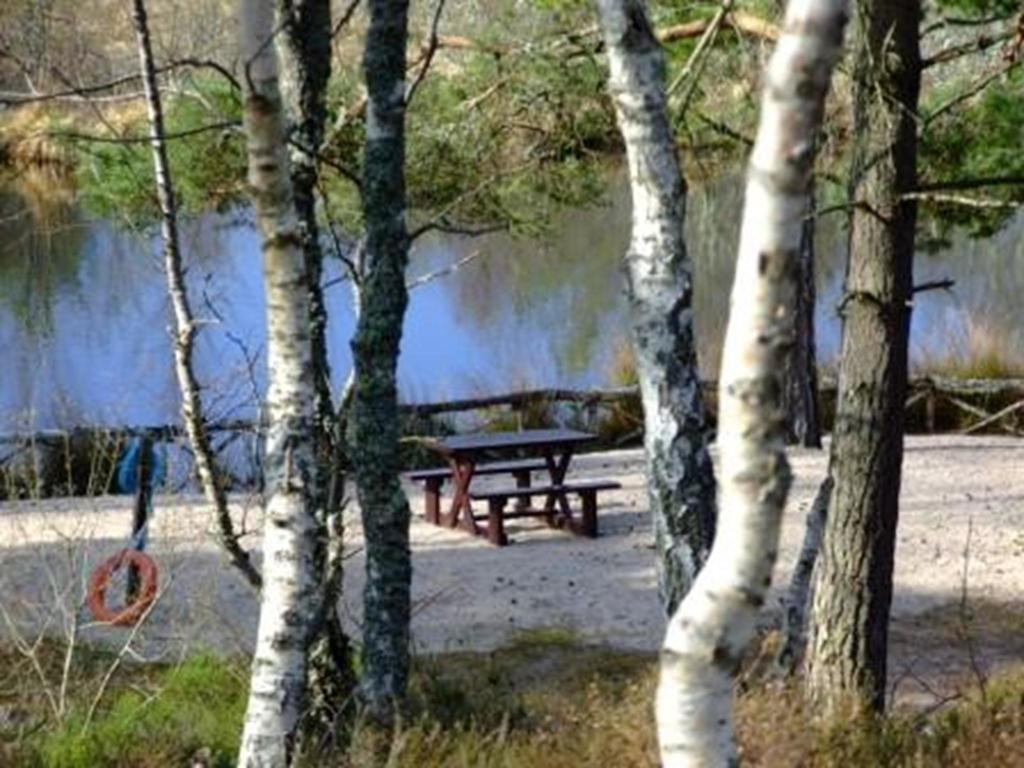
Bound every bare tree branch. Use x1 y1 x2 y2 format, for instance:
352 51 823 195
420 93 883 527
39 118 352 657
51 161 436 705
902 191 1019 209
46 120 239 145
405 0 447 106
331 0 364 38
916 175 1024 193
923 58 1021 125
405 249 483 290
0 57 239 106
912 278 955 294
923 30 1013 68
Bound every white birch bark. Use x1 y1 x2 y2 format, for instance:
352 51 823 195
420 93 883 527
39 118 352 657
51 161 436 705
237 1 321 763
655 1 848 764
595 0 717 616
130 0 261 589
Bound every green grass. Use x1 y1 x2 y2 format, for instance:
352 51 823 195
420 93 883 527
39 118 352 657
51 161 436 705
5 653 247 768
7 628 1024 767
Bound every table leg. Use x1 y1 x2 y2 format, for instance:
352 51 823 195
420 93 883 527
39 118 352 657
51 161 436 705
442 457 479 535
542 448 574 527
513 469 531 511
424 477 442 524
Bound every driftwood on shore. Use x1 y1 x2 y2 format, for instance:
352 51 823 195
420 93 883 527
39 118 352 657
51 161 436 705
1 377 1023 448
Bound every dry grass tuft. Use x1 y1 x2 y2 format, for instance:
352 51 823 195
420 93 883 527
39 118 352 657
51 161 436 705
915 317 1024 380
6 629 1024 766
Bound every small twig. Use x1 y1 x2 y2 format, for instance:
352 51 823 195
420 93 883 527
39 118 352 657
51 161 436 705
916 175 1024 193
406 0 448 107
331 0 364 38
957 514 989 703
901 191 1018 209
81 577 168 733
912 278 955 294
923 13 1015 36
0 58 239 106
692 109 754 147
923 30 1014 69
923 58 1021 125
406 250 484 291
668 0 733 117
46 120 239 146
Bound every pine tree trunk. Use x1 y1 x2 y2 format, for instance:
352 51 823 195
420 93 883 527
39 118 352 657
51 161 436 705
237 1 322 763
804 0 921 715
352 0 414 719
594 0 717 615
784 187 823 448
655 1 848 763
130 0 261 589
276 0 355 733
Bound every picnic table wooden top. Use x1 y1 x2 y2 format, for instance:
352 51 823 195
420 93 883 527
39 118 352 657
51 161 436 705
431 428 596 455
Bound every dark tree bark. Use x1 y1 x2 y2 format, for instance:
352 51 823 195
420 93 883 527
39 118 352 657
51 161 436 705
776 471 832 675
352 0 413 718
805 0 922 714
594 0 717 615
784 186 823 448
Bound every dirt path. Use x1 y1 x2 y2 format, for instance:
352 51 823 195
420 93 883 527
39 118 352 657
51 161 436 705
1 435 1021 706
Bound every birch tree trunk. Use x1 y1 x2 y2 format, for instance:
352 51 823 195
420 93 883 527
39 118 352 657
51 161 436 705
352 0 414 718
276 0 355 731
804 0 922 715
594 0 717 615
237 1 322 763
277 0 334 458
129 0 261 589
655 1 848 763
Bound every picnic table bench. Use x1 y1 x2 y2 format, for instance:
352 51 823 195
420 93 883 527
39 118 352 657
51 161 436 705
410 429 621 546
408 458 548 525
470 480 622 545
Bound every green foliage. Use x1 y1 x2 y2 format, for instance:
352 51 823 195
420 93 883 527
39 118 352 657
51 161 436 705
400 46 613 237
919 65 1024 244
934 0 1020 17
34 655 246 768
75 78 245 223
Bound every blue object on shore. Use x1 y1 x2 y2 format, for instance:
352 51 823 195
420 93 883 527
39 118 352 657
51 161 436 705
116 437 167 495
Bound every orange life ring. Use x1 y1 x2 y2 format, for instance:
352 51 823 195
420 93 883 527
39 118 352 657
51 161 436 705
86 549 158 626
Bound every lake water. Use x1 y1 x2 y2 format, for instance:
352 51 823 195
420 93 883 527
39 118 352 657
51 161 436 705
2 171 1022 432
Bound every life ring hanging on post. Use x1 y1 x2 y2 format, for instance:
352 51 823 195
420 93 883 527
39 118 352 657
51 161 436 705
87 549 159 626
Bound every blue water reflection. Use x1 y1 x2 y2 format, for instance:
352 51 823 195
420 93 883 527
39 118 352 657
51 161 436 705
1 173 1021 432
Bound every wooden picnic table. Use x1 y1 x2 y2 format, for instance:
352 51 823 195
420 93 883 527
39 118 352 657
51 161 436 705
425 428 597 538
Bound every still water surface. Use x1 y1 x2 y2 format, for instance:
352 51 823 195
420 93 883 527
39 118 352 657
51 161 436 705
2 173 1022 431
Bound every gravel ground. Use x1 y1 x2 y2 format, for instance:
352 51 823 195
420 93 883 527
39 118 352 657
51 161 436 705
2 434 1021 706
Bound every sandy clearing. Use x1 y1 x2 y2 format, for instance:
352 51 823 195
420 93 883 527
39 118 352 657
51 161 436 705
1 435 1022 700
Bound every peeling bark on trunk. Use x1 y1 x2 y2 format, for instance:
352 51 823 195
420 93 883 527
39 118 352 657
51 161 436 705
594 0 717 615
784 186 823 448
352 0 413 719
129 0 260 590
237 1 322 763
276 0 355 733
805 0 922 715
655 1 848 763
